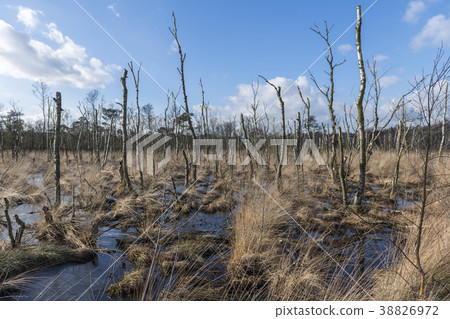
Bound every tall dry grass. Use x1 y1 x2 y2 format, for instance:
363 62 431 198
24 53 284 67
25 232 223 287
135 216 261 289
372 155 450 300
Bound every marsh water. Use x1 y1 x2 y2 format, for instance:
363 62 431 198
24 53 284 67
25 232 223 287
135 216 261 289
10 227 132 301
1 177 414 300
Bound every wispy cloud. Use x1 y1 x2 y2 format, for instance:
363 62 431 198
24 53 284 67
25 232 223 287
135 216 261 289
44 23 64 44
402 0 426 24
337 44 353 54
380 75 401 88
16 6 43 29
169 39 178 53
411 14 450 50
373 54 390 62
108 4 120 18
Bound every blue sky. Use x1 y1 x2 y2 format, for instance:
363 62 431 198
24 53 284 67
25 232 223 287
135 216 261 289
0 0 449 125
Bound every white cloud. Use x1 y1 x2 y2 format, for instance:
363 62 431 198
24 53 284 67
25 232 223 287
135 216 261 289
170 39 178 52
44 23 64 44
222 76 329 123
0 20 120 89
337 44 353 54
17 6 43 29
108 4 120 18
402 0 426 24
373 54 389 62
380 75 401 88
411 14 450 50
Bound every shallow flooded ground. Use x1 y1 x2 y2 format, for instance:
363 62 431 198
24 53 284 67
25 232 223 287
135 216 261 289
0 169 424 301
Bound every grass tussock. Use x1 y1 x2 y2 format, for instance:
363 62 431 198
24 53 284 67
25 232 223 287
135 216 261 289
107 269 147 299
0 245 95 281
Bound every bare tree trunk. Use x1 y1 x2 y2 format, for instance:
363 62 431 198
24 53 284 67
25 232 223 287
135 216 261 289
47 98 52 162
101 116 114 170
118 69 132 193
200 78 208 137
170 12 197 182
129 61 144 189
390 121 411 200
338 127 348 206
260 76 286 190
54 92 62 207
182 149 190 187
296 112 302 187
76 117 84 164
93 108 101 163
298 87 312 139
417 121 431 299
240 113 254 178
353 5 367 210
438 82 448 157
3 198 15 248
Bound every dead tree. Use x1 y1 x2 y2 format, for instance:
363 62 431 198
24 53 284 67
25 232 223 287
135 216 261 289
390 119 411 199
249 81 260 141
32 81 51 151
53 92 62 207
101 107 119 170
199 78 209 138
364 61 418 164
170 12 197 181
297 86 311 139
14 214 25 245
3 198 15 248
353 5 367 210
76 103 88 164
240 113 254 178
338 127 348 206
259 75 286 190
438 82 448 157
129 61 144 189
85 90 102 163
117 69 133 193
310 21 346 182
412 47 449 298
296 112 303 185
